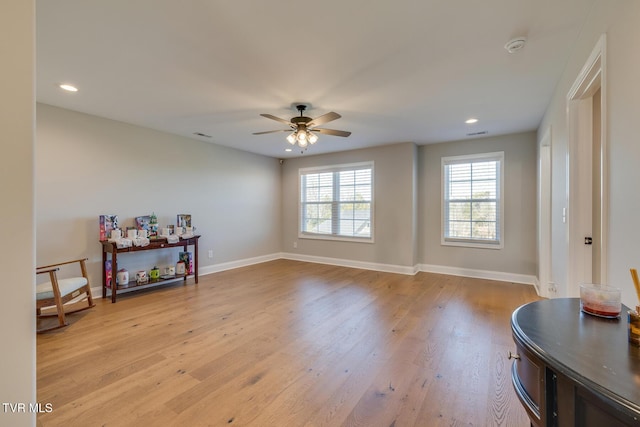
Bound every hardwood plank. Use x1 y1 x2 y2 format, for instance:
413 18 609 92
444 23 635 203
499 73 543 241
37 260 539 426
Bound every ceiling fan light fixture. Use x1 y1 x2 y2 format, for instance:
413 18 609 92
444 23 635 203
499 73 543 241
254 103 349 152
297 131 307 143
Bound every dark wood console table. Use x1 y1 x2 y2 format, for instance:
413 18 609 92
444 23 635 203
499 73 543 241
511 298 640 426
101 235 199 303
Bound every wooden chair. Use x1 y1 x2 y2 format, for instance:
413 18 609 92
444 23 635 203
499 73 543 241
36 258 95 333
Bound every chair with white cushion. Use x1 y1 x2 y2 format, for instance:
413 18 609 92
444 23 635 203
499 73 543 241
36 258 95 333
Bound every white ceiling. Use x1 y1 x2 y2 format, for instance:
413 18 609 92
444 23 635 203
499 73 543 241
36 0 596 158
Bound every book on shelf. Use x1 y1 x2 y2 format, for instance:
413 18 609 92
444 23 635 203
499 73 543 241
105 260 112 288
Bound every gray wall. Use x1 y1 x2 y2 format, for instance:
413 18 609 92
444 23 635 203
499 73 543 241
282 142 418 268
1 0 36 425
37 107 539 287
419 132 538 275
36 104 282 287
282 135 537 278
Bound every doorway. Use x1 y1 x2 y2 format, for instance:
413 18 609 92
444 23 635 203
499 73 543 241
566 35 607 296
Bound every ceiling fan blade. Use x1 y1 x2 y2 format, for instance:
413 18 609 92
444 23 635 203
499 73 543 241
252 129 290 135
314 128 351 137
260 113 292 126
308 112 341 128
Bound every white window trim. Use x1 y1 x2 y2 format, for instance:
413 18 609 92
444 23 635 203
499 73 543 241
298 161 375 243
441 152 504 250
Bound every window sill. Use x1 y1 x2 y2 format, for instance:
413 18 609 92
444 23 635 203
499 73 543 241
299 233 374 244
441 238 502 250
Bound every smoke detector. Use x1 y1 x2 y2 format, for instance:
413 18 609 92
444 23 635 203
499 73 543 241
504 37 526 54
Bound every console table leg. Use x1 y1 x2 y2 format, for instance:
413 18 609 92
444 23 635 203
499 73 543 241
111 251 118 303
194 239 199 284
102 250 107 299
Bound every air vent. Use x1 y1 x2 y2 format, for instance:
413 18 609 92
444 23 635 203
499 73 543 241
193 132 212 138
467 131 488 136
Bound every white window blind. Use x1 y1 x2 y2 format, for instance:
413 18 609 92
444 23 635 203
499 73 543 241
442 152 503 248
300 162 373 240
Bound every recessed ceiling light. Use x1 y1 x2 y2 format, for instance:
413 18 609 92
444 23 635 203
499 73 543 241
285 148 292 152
59 84 78 92
465 118 478 124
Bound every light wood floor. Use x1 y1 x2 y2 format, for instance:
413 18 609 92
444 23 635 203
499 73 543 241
37 260 540 427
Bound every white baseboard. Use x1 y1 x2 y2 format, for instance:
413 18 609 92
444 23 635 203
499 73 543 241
198 253 282 276
281 252 419 275
532 277 541 296
90 287 102 299
418 263 537 285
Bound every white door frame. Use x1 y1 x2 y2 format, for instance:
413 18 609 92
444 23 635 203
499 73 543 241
538 128 552 298
566 34 608 297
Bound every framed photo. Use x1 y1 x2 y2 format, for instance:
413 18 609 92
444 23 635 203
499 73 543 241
177 214 192 228
99 215 118 241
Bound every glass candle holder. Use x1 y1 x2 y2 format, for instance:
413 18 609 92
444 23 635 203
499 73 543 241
579 283 621 318
628 306 640 346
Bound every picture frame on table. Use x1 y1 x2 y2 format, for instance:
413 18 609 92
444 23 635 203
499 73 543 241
99 215 118 241
177 214 191 228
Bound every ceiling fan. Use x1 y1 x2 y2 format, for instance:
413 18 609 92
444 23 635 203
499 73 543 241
253 104 351 149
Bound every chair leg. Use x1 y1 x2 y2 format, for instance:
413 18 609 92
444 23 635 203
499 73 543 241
37 320 69 334
54 304 67 328
37 308 68 333
80 259 95 308
86 288 95 308
37 269 68 333
51 270 67 327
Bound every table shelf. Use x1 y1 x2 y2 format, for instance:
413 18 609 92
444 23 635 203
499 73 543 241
101 235 200 302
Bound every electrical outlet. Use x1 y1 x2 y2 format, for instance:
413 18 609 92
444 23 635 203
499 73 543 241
548 282 557 294
293 242 297 249
208 249 213 258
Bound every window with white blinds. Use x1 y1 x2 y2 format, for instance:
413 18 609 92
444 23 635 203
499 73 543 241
299 162 373 241
442 152 504 249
